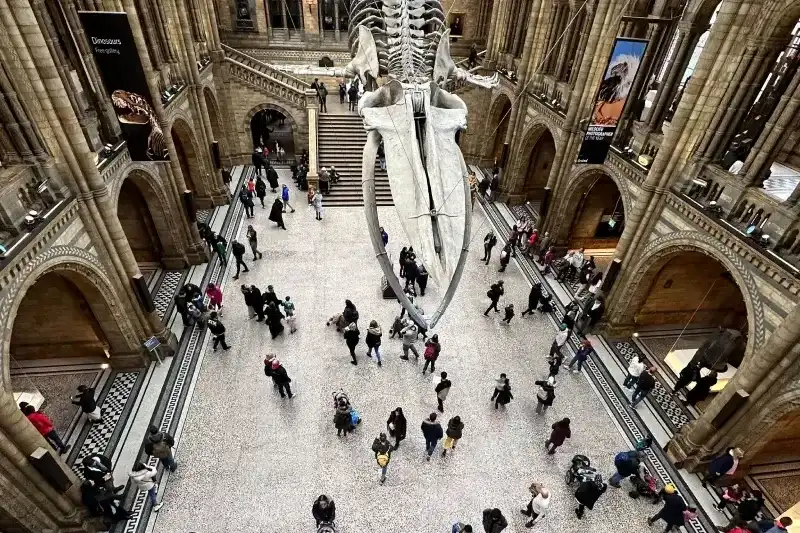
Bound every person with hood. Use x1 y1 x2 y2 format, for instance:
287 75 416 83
372 432 393 483
269 197 287 229
312 494 336 527
231 240 249 280
206 283 223 314
312 188 323 220
574 474 607 519
145 426 177 471
484 280 504 316
365 320 383 366
208 312 230 351
495 378 514 409
631 366 657 407
624 354 646 389
422 334 441 374
442 415 464 457
23 404 69 454
609 449 643 487
342 299 359 328
246 225 262 261
435 371 452 412
703 447 744 487
239 185 255 218
545 418 571 454
482 508 508 533
334 396 352 436
399 322 420 360
648 484 688 533
522 484 551 528
387 407 407 449
250 284 265 321
567 339 594 373
521 283 543 317
483 230 498 264
534 377 556 414
255 175 267 207
72 384 102 422
421 412 444 461
271 359 294 399
129 462 163 512
280 184 296 213
266 163 279 192
265 302 285 338
491 373 507 401
686 370 718 406
344 322 360 365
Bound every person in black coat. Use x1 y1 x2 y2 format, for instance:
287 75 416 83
484 281 504 315
265 302 285 339
344 322 360 365
482 508 508 533
521 283 543 317
266 164 280 192
673 361 702 395
263 285 281 308
174 289 189 326
270 360 293 398
255 176 267 207
483 230 498 263
648 489 687 532
72 385 101 422
208 312 230 350
251 149 264 176
575 476 607 518
703 447 743 487
421 412 444 460
342 300 359 327
399 247 408 277
238 186 254 218
231 240 249 279
631 367 656 408
404 258 419 292
686 371 718 406
387 407 407 449
269 198 286 229
495 378 513 409
417 264 429 296
250 285 265 321
312 494 336 527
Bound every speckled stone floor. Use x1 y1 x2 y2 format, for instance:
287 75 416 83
152 202 663 533
11 371 95 436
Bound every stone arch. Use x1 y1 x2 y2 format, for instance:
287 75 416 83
549 165 632 247
243 102 302 157
510 121 560 202
112 167 185 266
0 247 141 387
484 91 513 163
170 116 208 198
203 86 229 160
756 0 800 44
608 232 765 361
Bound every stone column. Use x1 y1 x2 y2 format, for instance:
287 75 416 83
485 0 501 63
568 21 590 85
202 0 222 50
306 88 319 185
508 0 527 56
281 0 289 38
645 23 699 132
554 7 578 80
668 304 800 465
333 0 339 41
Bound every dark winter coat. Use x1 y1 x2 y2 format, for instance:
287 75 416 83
575 480 607 509
737 495 764 522
266 166 279 189
232 241 246 258
268 199 284 224
73 388 98 412
344 327 360 348
255 177 267 198
658 492 688 525
534 380 555 406
312 497 336 523
365 327 382 348
686 374 717 404
496 384 513 405
482 509 508 533
708 452 735 475
250 287 265 313
251 152 264 169
549 421 571 446
264 290 280 308
208 319 226 336
445 417 464 439
387 411 407 440
239 188 254 207
271 365 291 384
371 437 393 456
420 419 443 442
528 285 542 309
343 305 359 325
488 283 504 302
614 451 641 476
637 371 656 392
484 232 497 249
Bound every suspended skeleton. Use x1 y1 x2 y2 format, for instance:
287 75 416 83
278 0 498 329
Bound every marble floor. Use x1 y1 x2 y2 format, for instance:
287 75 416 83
151 203 668 533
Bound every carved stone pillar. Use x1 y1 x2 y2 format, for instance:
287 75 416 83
305 88 319 186
645 24 699 132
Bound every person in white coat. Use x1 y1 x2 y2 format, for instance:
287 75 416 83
312 190 323 221
522 483 551 528
129 462 163 511
624 355 646 389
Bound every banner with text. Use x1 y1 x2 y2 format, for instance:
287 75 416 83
577 38 648 164
79 11 168 162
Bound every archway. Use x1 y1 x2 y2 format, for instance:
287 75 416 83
170 118 203 196
520 128 556 203
204 87 228 160
116 176 177 267
249 108 295 162
486 93 512 163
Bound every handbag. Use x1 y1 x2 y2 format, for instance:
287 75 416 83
537 388 548 401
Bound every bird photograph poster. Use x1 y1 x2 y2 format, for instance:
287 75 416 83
577 38 648 164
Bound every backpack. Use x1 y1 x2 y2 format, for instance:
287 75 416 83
151 439 170 459
614 451 634 468
424 343 437 360
376 452 390 467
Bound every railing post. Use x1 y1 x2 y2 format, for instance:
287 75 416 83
305 89 319 188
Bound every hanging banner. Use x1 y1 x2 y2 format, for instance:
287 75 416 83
577 38 649 164
78 11 168 162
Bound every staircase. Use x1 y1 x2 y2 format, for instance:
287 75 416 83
318 113 393 206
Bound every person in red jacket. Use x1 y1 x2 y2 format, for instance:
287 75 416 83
23 404 69 454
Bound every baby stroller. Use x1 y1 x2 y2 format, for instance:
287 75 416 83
317 521 337 533
332 390 361 431
565 454 597 485
628 469 660 503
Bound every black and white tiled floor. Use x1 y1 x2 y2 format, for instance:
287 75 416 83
152 270 187 321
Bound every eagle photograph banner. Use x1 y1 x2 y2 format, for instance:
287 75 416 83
79 11 168 162
577 38 648 164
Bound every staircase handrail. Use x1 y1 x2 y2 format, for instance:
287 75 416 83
221 44 310 92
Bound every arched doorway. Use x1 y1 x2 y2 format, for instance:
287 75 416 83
204 87 227 160
521 128 556 202
249 108 295 162
117 179 164 266
566 174 625 252
487 94 511 163
170 119 203 195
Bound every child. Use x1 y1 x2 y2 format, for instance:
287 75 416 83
502 303 515 324
206 283 223 314
129 462 163 512
282 296 297 334
389 316 407 338
187 303 204 328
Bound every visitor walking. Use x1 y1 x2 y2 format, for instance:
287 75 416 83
250 284 266 321
491 373 507 401
205 283 223 314
246 225 263 261
441 415 464 457
574 475 607 519
488 171 499 203
567 339 593 373
498 242 512 272
647 485 688 533
421 412 444 461
239 186 255 218
550 325 570 358
271 359 294 399
521 283 543 316
484 280 504 315
482 508 508 533
545 418 571 454
71 384 102 422
534 376 555 414
281 184 296 213
269 197 287 229
208 312 230 351
23 405 69 454
624 354 646 389
282 296 297 334
702 447 743 487
344 322 360 365
673 361 701 395
145 426 177 471
231 240 249 280
495 378 513 409
318 82 328 113
435 371 451 412
609 449 643 487
255 175 267 207
630 367 657 408
387 407 407 449
365 320 383 367
266 163 279 193
348 82 358 111
252 148 264 176
686 370 717 406
241 285 256 319
338 80 347 104
399 322 420 360
483 230 497 263
312 495 336 528
372 432 392 483
521 484 551 528
129 462 164 512
265 302 285 338
213 233 227 265
422 334 441 374
502 303 515 324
